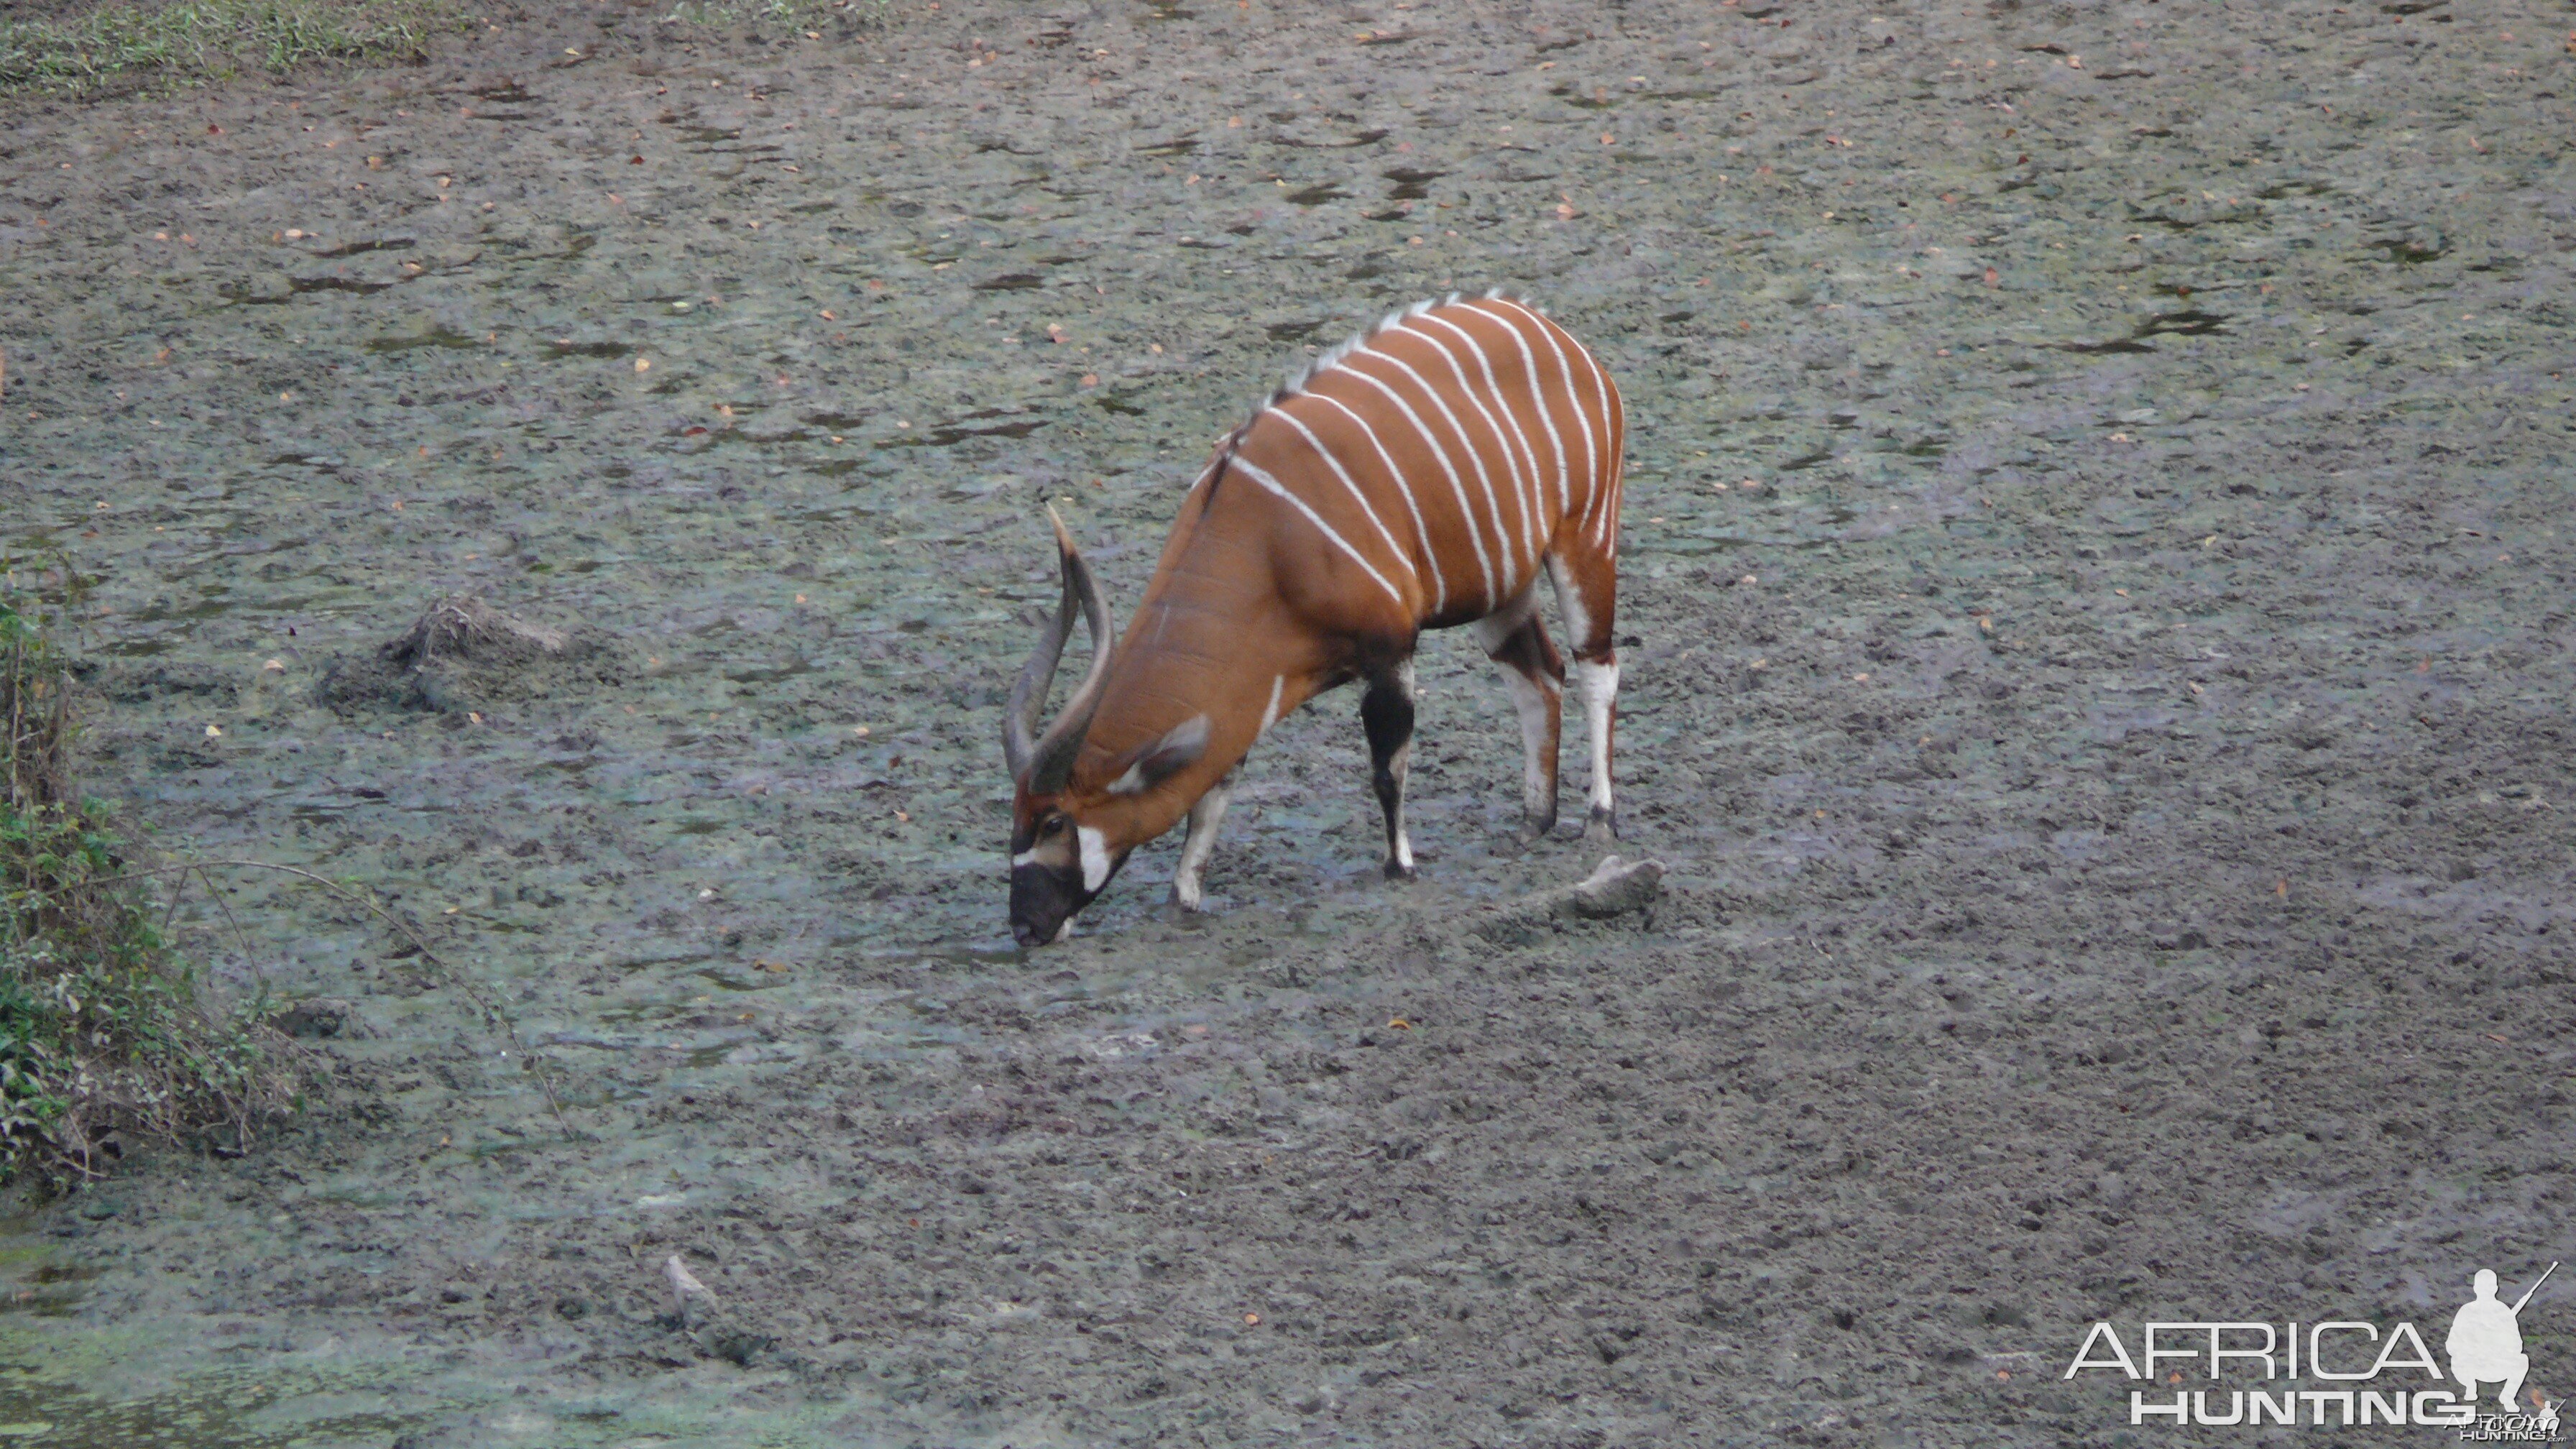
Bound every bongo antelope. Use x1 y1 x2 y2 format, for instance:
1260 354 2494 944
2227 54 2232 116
1003 292 1624 947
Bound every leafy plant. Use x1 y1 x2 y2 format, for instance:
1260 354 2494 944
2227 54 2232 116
0 593 291 1187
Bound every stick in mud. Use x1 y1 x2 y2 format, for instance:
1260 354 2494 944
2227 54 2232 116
1473 855 1666 940
664 1254 712 1326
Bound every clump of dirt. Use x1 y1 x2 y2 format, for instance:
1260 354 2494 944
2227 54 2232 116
1473 853 1668 943
318 594 625 714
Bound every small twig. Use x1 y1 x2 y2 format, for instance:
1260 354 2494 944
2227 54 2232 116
193 862 261 974
160 860 189 938
27 857 579 1140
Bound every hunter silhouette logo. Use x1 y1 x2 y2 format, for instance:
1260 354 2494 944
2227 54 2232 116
2062 1261 2560 1435
2451 1264 2553 1412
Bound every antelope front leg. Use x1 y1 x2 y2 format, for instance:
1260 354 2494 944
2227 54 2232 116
1361 662 1418 879
1169 768 1237 911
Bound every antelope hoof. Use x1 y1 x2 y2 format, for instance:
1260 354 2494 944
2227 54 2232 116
1583 806 1620 845
1516 809 1558 847
1167 885 1209 916
1383 858 1419 882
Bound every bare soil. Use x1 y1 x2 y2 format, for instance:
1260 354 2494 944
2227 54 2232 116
2 1 2572 1444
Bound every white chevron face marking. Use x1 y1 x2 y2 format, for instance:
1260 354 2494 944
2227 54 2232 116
1302 392 1448 615
1227 456 1407 610
1325 361 1499 603
1077 825 1113 891
1264 405 1419 592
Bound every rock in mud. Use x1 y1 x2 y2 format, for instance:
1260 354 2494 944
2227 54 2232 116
270 996 360 1039
661 1252 773 1366
317 594 624 714
1473 855 1666 942
662 1252 711 1325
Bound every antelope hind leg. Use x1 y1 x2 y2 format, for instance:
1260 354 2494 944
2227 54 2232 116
1547 556 1621 844
1473 597 1565 845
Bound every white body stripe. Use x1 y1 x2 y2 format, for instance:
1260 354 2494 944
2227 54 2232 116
1344 343 1521 593
1303 392 1448 614
1463 299 1572 517
1328 363 1499 602
1412 313 1548 561
1395 316 1542 567
1489 297 1597 535
1226 456 1409 610
1264 405 1419 592
1257 673 1285 734
1568 339 1620 546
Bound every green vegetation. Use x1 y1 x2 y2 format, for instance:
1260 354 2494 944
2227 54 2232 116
0 0 463 96
0 0 892 98
0 594 289 1187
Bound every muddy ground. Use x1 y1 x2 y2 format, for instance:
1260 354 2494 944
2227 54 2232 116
3 1 2573 1443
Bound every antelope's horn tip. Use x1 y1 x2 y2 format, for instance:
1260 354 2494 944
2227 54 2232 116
1045 503 1077 555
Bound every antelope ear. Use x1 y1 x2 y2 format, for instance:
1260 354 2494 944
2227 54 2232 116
1104 714 1210 796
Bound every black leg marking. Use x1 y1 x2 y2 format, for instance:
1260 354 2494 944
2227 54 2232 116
1361 664 1418 879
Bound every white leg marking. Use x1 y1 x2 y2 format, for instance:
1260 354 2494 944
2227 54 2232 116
1461 300 1571 519
1574 658 1619 815
1473 592 1556 824
1305 392 1448 614
1325 364 1498 603
1343 346 1519 597
1077 824 1114 892
1170 774 1234 911
1227 457 1408 610
1555 575 1595 661
1498 668 1558 824
1264 404 1420 594
1385 737 1415 872
1468 586 1538 650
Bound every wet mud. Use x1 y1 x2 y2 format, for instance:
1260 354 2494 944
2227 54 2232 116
2 1 2572 1443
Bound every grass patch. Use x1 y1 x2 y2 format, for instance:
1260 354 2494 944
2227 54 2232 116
1 594 292 1187
0 0 468 97
0 0 896 98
